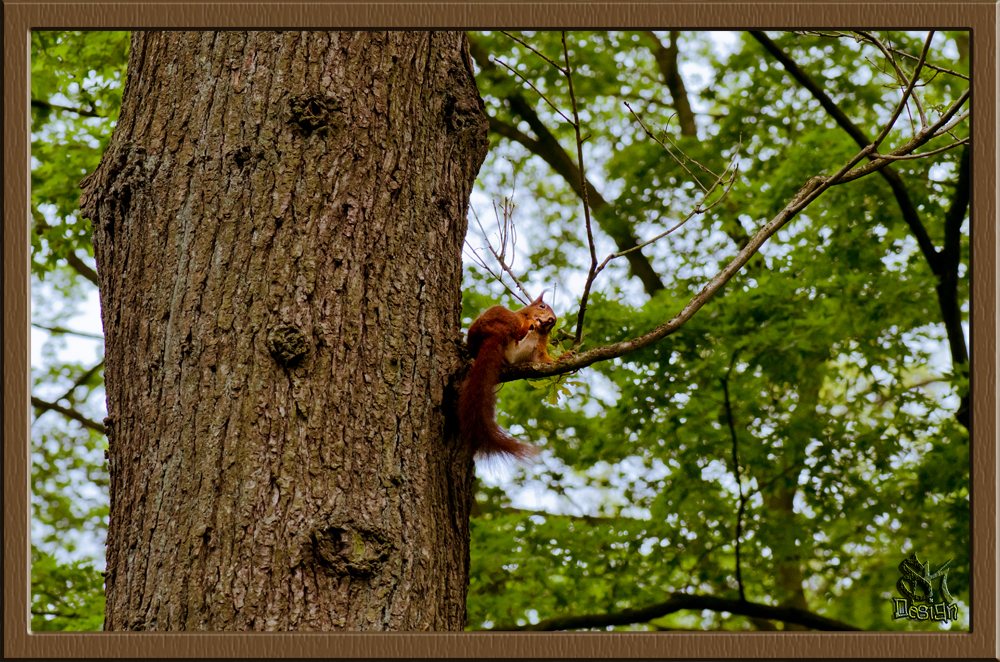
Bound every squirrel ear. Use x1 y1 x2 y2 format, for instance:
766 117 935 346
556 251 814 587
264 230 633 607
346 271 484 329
530 289 549 305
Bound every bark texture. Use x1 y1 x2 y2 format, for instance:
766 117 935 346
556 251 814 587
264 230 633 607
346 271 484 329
80 31 488 631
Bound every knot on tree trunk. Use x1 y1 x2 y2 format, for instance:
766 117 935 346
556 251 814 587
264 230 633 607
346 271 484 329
267 324 309 366
288 93 344 135
310 523 393 578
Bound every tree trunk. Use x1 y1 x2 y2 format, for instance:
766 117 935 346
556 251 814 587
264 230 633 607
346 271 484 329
79 31 489 631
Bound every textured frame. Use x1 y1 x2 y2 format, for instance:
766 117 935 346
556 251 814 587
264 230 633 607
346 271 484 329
4 2 995 658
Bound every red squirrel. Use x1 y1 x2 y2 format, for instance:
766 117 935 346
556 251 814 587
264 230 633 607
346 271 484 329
459 292 558 461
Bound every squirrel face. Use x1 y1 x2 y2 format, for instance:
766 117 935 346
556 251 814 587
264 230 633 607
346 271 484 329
505 295 557 365
520 297 556 334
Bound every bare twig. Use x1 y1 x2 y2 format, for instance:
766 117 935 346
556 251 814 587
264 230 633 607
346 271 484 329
466 196 531 304
841 31 969 81
794 29 967 82
625 102 711 192
492 56 572 125
462 244 525 304
721 356 748 603
560 31 598 349
882 32 924 134
932 109 970 138
587 142 740 286
837 87 969 185
868 30 935 146
499 30 567 74
31 323 104 340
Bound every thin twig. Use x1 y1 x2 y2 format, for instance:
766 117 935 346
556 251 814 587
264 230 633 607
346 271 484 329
932 109 970 138
492 56 572 125
838 31 969 81
860 30 935 140
625 102 710 193
466 201 531 304
31 323 104 340
589 142 741 284
721 356 748 603
499 30 568 74
873 137 969 161
560 31 598 350
837 87 969 185
462 244 525 304
882 32 922 134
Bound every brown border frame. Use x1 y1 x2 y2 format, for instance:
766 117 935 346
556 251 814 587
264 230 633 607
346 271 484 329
4 3 995 658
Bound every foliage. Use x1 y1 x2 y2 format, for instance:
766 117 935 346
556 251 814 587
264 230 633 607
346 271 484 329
31 548 106 631
30 30 129 632
465 30 969 632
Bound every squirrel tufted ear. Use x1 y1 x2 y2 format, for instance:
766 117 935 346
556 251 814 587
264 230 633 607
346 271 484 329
530 289 549 305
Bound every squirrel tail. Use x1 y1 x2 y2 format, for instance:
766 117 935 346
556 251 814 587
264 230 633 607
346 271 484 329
458 336 537 461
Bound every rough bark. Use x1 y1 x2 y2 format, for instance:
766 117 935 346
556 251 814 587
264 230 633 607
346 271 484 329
80 30 488 631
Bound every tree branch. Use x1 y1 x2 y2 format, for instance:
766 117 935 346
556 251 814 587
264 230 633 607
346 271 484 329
31 323 104 340
480 505 615 526
504 110 959 384
642 31 697 137
495 592 860 631
31 396 107 435
31 98 105 118
64 251 101 287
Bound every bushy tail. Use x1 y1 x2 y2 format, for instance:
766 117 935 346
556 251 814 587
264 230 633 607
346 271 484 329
458 336 537 461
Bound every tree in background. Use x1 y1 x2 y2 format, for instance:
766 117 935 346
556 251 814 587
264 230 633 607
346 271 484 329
30 30 969 632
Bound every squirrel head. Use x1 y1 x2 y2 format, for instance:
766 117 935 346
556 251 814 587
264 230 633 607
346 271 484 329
522 291 557 332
